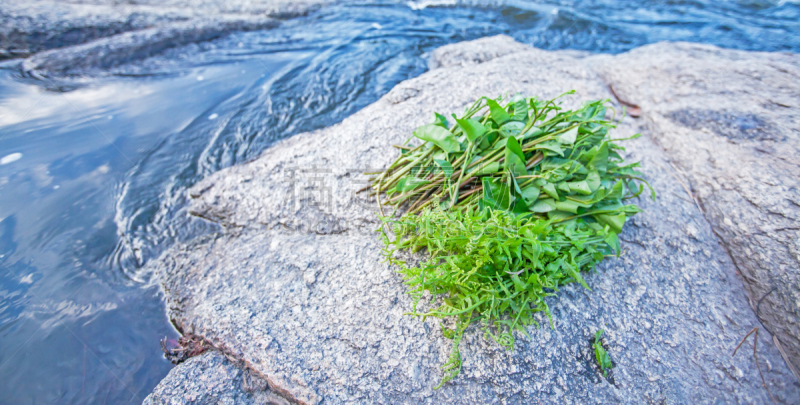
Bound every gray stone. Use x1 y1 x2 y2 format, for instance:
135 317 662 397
591 42 800 380
146 37 800 403
20 15 279 78
143 351 290 405
428 34 534 69
1 0 332 72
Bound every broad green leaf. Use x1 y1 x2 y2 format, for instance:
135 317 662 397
471 161 501 176
555 200 582 214
505 136 528 176
486 99 512 125
547 210 573 220
414 124 460 154
586 170 601 191
531 198 556 213
520 185 540 206
433 150 448 161
504 137 527 177
482 177 511 210
521 126 543 141
396 177 431 192
604 181 624 201
433 112 449 129
434 159 454 179
587 142 609 173
531 141 564 157
541 183 559 199
604 232 621 256
567 180 592 195
556 126 578 144
456 118 487 143
595 213 626 233
499 121 525 138
510 196 530 214
510 94 528 121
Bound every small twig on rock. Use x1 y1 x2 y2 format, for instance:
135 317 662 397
732 327 776 404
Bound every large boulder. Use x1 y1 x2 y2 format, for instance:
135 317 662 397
145 36 800 404
591 43 800 381
1 0 330 71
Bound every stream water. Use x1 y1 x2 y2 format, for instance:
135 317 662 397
0 1 798 403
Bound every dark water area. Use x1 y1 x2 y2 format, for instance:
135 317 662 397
0 1 798 403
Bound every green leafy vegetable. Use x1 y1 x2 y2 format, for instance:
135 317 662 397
414 123 460 154
368 92 652 388
455 118 487 143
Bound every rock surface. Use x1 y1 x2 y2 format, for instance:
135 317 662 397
19 15 279 78
144 351 291 405
1 0 332 73
591 44 800 381
145 36 800 404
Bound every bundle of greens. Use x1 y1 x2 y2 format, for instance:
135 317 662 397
368 91 652 387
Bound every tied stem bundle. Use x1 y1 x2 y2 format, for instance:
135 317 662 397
369 92 653 387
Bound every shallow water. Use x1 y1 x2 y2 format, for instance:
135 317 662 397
0 1 798 403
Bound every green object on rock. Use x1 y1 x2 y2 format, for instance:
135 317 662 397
370 92 652 387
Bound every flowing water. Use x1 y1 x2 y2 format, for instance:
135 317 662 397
0 1 798 403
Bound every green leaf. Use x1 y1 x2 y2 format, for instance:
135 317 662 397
396 177 431 192
556 126 578 144
414 124 460 154
510 94 528 121
434 159 454 179
531 140 565 157
520 126 543 141
564 260 590 290
595 213 626 233
499 121 526 139
486 99 512 125
555 200 582 214
604 181 624 201
540 183 559 199
604 232 621 256
586 170 601 191
504 137 527 177
456 118 487 143
587 142 609 173
531 198 556 213
567 180 592 195
482 177 511 210
471 161 501 176
520 185 540 206
593 329 612 377
433 112 450 129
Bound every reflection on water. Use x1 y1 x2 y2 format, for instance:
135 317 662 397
0 1 798 403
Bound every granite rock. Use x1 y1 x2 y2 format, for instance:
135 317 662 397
1 0 332 73
145 36 800 404
591 42 800 379
144 351 290 405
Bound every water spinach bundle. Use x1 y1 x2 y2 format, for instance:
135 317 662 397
369 92 653 387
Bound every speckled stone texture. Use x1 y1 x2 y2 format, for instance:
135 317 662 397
591 43 800 381
1 0 332 67
144 351 291 405
145 36 800 404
